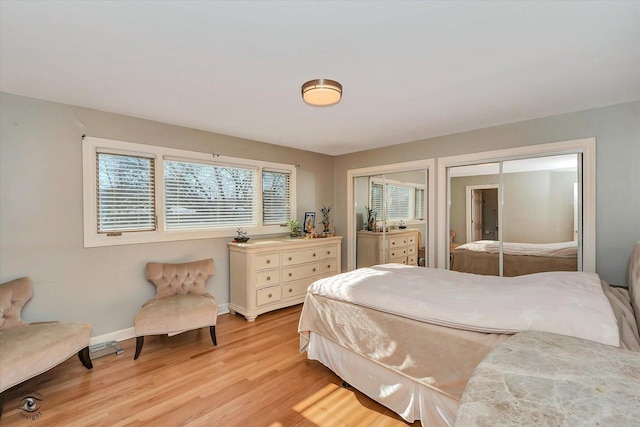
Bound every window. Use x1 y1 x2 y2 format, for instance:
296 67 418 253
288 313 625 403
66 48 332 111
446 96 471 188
164 160 258 229
262 170 291 225
369 178 425 223
96 152 156 233
83 137 296 247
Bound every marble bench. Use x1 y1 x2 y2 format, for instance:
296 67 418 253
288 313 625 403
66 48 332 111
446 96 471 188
455 330 640 426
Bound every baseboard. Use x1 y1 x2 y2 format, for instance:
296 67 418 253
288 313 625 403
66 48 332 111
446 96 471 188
89 303 230 346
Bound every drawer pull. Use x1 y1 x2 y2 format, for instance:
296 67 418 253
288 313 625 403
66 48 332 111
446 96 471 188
268 293 272 298
392 242 396 245
288 288 293 293
313 253 316 257
327 264 331 268
327 250 331 255
266 259 271 264
288 257 293 261
288 273 293 277
266 276 270 281
312 268 316 272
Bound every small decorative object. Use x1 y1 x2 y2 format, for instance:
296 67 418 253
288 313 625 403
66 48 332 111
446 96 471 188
398 220 407 229
364 206 375 231
320 206 331 233
285 219 300 238
304 212 316 234
234 227 250 243
368 210 377 232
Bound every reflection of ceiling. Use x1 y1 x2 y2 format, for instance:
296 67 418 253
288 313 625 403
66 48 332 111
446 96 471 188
450 154 577 177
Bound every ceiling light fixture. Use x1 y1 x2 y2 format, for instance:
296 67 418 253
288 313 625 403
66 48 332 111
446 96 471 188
301 79 342 107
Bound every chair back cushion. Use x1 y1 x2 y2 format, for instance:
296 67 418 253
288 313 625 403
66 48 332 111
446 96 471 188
146 258 214 299
0 277 33 332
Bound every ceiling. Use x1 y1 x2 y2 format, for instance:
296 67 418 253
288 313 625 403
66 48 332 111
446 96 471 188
1 1 639 156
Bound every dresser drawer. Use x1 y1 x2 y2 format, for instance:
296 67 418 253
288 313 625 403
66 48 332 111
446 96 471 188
282 248 319 266
407 245 416 255
255 253 280 270
282 262 319 282
320 258 338 274
407 235 416 246
388 248 407 259
320 245 338 259
408 255 418 265
388 236 408 248
389 256 408 265
256 269 280 287
282 280 310 299
256 285 282 306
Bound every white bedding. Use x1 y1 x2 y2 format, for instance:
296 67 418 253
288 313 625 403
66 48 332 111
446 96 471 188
455 240 577 258
307 264 619 347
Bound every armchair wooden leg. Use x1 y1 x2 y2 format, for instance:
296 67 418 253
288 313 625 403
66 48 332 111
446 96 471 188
78 346 93 369
209 325 217 346
134 336 144 360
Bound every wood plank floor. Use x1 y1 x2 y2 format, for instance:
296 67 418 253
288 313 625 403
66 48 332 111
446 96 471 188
1 305 420 426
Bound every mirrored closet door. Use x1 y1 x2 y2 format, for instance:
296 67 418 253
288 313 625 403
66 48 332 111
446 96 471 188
447 153 581 276
346 159 435 270
354 170 427 269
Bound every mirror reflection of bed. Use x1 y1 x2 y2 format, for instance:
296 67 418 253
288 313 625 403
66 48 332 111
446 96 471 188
448 154 579 276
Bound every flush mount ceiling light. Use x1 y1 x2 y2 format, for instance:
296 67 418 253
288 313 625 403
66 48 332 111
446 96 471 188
301 79 342 107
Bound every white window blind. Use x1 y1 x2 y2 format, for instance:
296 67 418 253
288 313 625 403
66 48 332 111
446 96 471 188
262 170 291 224
164 160 258 229
371 183 383 217
370 179 425 222
386 185 411 220
96 152 156 233
415 188 425 219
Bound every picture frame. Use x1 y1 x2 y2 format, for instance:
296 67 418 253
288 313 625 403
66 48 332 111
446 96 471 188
368 211 377 231
304 211 316 233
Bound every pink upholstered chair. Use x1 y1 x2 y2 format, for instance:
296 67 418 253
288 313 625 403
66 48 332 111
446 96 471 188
0 277 92 414
133 259 218 359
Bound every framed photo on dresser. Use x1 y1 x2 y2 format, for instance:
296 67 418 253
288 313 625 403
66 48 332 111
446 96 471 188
304 212 316 233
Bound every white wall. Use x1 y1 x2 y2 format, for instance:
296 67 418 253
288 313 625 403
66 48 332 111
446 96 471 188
0 92 334 336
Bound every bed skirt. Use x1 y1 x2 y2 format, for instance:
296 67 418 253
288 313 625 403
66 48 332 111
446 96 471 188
307 332 458 426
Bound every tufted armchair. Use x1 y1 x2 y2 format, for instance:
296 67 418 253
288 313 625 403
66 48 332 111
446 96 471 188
133 258 218 359
0 277 92 413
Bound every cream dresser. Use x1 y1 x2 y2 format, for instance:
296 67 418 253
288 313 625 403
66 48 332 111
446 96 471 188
228 236 342 321
356 229 419 268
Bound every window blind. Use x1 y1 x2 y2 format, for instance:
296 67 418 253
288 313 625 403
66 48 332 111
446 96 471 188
371 183 383 217
164 160 257 229
386 185 411 220
415 188 425 219
96 153 156 233
262 170 291 224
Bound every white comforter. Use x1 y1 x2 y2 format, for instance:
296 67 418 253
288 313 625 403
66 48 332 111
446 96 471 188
307 264 619 347
456 240 577 258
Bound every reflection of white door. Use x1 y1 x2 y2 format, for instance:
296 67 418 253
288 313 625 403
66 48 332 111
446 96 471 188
472 190 483 241
466 184 499 242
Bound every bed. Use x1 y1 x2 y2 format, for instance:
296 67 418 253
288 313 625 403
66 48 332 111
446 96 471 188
298 244 640 426
450 240 577 276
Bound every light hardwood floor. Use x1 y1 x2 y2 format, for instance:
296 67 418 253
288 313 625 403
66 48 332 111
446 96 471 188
1 305 419 426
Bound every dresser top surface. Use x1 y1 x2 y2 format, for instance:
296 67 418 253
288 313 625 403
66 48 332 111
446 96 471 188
228 235 342 251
